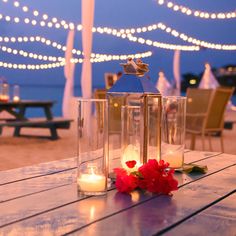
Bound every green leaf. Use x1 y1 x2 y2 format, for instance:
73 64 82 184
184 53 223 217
181 163 208 174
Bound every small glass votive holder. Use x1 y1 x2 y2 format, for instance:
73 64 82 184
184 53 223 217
13 85 20 102
77 99 108 196
0 83 9 102
161 96 186 169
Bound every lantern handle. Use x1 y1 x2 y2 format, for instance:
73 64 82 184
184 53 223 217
120 58 149 76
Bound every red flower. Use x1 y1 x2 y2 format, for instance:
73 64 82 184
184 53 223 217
114 168 138 193
114 159 178 195
138 159 178 195
125 160 137 169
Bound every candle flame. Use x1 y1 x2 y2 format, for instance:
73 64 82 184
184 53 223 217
122 144 141 171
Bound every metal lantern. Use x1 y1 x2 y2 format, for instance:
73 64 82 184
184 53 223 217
107 59 162 173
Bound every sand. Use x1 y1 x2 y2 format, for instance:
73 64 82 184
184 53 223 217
0 111 236 171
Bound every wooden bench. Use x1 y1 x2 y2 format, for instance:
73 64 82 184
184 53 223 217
0 118 73 140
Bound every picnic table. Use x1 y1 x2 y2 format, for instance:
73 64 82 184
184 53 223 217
0 150 235 235
0 100 72 139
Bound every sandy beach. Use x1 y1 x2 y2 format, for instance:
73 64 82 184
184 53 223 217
0 111 236 171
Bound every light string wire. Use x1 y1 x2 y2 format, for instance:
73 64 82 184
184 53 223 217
2 0 235 51
0 36 152 61
0 49 152 70
97 23 236 50
0 10 235 51
0 0 235 70
0 11 198 51
157 0 236 20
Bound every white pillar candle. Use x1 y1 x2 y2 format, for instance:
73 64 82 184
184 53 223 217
162 150 183 169
78 174 106 192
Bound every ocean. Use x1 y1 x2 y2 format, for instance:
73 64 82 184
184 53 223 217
13 85 236 118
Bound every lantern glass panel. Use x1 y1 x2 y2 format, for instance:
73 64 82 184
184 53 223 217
107 92 161 174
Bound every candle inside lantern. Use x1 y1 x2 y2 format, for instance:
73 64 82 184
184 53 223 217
121 144 141 171
161 148 184 169
77 165 106 193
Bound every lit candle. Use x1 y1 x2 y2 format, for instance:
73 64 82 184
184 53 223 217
121 144 141 171
77 165 106 193
13 96 20 102
78 174 106 192
0 95 9 102
162 149 183 169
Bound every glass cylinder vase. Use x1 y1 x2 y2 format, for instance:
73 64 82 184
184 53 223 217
0 83 9 102
161 96 186 169
13 85 20 102
77 99 108 196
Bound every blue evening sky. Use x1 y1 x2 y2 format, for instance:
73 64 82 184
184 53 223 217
0 0 235 87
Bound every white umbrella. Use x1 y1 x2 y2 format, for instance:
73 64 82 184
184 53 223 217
156 71 171 96
199 63 219 89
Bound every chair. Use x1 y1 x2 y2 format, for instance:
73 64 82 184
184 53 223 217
186 87 234 152
93 89 107 133
93 88 124 134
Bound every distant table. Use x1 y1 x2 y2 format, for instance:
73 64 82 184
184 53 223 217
0 100 72 140
0 100 55 121
0 150 235 235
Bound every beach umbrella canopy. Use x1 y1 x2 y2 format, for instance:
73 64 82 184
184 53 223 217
155 71 171 96
199 63 219 89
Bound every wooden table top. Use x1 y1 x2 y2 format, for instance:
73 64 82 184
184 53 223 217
0 151 235 235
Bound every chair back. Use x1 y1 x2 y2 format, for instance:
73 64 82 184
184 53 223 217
205 87 234 131
186 88 214 132
93 89 107 132
93 88 123 133
93 89 107 99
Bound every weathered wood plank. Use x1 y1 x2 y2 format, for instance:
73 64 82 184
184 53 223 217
0 153 235 234
0 169 76 203
0 157 76 186
65 165 236 236
0 151 221 202
164 193 236 236
0 150 219 186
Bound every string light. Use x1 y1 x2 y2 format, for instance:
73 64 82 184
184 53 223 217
0 0 235 54
94 27 200 51
0 51 152 70
0 35 82 55
125 33 200 51
157 0 236 19
0 60 65 70
0 3 235 51
1 12 234 51
0 35 153 61
96 23 236 51
0 45 64 62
